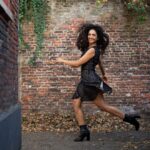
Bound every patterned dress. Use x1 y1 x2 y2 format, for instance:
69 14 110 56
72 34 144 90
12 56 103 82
72 46 112 101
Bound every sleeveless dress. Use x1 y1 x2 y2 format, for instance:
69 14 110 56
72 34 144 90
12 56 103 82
72 46 112 101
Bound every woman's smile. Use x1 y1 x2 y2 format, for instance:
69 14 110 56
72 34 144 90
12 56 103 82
88 29 97 45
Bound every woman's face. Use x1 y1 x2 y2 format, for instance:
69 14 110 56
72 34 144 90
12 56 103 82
88 29 97 45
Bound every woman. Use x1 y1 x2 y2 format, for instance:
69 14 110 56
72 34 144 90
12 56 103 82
56 23 141 142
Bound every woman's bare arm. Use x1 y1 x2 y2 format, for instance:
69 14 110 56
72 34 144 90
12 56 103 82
56 48 95 67
98 55 107 82
98 55 105 76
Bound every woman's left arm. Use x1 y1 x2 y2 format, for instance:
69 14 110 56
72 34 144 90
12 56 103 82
56 48 95 67
98 55 108 82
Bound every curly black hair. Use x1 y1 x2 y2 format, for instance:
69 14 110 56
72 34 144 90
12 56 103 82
76 23 109 55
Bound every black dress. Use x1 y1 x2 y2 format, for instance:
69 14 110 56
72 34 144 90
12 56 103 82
72 46 112 101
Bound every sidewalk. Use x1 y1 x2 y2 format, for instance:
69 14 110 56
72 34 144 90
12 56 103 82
22 130 150 150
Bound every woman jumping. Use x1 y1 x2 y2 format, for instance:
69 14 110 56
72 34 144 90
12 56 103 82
56 23 141 142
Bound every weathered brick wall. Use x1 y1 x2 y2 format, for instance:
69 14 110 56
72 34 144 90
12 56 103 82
20 0 150 114
0 0 19 111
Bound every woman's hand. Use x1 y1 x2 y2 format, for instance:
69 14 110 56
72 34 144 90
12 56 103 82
102 75 108 83
47 58 65 65
56 57 65 63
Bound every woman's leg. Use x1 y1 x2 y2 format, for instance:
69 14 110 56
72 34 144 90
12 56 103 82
72 98 85 126
93 93 141 130
93 93 124 119
72 98 90 141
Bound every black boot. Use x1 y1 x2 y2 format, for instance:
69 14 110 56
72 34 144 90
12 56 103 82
74 125 90 142
123 114 141 131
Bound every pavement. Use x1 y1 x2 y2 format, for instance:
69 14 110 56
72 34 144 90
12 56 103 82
22 130 150 150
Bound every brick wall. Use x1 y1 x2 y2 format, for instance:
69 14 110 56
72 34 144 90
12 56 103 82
0 0 19 111
20 0 150 114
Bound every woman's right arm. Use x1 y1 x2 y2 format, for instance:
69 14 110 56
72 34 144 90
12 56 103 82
56 48 95 67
